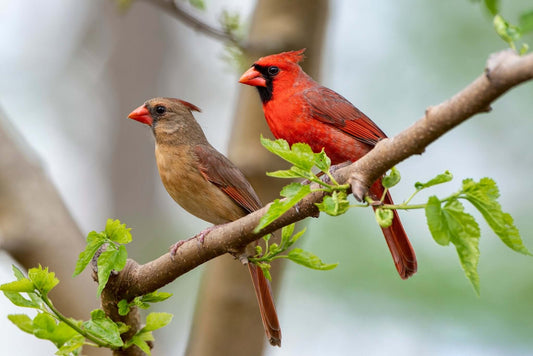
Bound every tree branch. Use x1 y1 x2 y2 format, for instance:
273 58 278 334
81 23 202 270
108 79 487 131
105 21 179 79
347 50 533 199
103 49 533 346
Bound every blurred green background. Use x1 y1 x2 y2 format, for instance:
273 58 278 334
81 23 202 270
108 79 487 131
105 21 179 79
0 0 532 355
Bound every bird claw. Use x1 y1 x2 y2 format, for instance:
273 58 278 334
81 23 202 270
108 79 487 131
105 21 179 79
169 226 216 260
169 239 188 259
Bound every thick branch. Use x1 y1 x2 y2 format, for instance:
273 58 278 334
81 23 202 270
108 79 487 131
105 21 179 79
106 48 533 304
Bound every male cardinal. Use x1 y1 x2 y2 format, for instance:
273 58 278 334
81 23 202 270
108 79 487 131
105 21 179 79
128 97 281 346
239 49 417 279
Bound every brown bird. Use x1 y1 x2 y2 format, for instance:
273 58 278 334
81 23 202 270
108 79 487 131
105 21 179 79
128 97 281 346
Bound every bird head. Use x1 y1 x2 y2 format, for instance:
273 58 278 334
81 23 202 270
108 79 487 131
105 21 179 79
128 98 201 127
239 49 306 103
128 98 205 144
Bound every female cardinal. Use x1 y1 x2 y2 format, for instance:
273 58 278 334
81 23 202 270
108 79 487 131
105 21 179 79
128 97 281 346
239 49 417 279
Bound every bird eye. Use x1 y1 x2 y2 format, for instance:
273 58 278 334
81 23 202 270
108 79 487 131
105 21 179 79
155 105 166 115
267 66 279 76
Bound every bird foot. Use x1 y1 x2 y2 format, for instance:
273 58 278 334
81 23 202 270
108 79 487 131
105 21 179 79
169 226 216 259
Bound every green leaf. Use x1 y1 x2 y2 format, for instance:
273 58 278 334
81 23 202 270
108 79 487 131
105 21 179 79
267 166 313 180
55 335 85 355
287 248 338 270
462 178 530 255
255 183 311 232
483 0 499 15
118 299 130 316
425 196 451 246
83 309 124 347
279 223 306 249
0 278 34 293
12 265 26 280
105 219 132 244
426 195 481 293
142 312 173 332
444 200 481 294
8 314 34 334
259 263 272 281
313 149 331 173
266 169 303 179
415 170 453 190
141 291 173 304
32 313 57 341
260 136 315 171
126 332 154 355
267 243 280 255
117 322 130 335
316 191 350 216
3 291 41 309
375 208 394 228
494 14 522 47
73 231 106 277
280 223 295 248
96 245 128 296
520 11 533 33
132 298 150 310
382 167 401 188
45 321 80 348
289 227 306 246
28 266 59 294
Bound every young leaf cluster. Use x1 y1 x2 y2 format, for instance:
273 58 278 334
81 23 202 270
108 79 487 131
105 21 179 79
1 220 173 355
474 0 533 53
424 176 530 294
250 224 338 280
118 291 173 316
256 137 350 232
73 219 131 296
261 138 530 293
0 265 114 355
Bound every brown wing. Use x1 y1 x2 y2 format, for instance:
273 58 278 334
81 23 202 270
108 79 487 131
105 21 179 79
194 144 262 214
303 86 387 146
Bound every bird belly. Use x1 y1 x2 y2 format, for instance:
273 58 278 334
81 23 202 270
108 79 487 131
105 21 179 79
155 145 245 225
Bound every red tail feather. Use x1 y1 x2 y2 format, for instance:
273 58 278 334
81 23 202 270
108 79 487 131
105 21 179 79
371 182 417 279
247 263 282 346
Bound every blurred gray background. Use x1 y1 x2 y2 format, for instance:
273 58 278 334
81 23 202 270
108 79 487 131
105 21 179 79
0 0 532 355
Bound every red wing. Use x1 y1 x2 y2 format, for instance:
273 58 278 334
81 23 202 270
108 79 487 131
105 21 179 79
303 86 387 146
194 145 262 214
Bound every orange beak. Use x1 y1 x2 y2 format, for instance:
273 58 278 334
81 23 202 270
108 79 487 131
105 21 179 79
239 67 267 87
128 105 153 126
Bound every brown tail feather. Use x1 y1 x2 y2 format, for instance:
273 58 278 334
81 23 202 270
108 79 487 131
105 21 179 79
247 263 282 346
371 182 417 279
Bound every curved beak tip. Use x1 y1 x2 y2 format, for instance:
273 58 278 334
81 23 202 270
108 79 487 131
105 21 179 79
128 105 153 126
239 68 267 87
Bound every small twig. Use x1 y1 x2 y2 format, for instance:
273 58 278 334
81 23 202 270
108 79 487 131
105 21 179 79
41 293 110 348
142 0 242 46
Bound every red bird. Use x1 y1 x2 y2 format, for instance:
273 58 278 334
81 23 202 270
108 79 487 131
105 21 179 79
128 98 281 345
239 49 417 279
